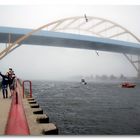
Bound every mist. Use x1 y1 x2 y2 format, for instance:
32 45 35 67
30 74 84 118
0 5 140 80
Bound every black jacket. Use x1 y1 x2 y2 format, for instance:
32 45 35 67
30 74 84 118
0 73 9 85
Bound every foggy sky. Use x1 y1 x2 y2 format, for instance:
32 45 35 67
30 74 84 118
0 5 140 80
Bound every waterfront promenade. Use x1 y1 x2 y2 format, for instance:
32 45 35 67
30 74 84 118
0 90 11 134
0 81 58 135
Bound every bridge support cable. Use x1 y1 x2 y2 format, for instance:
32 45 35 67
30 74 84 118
0 44 21 60
137 56 140 78
123 53 140 78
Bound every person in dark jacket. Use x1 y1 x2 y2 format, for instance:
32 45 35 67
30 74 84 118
0 72 9 98
7 68 16 97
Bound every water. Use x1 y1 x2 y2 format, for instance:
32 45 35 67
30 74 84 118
32 81 140 135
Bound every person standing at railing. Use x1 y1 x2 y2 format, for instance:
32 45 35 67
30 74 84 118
10 74 16 91
7 68 16 97
0 72 9 98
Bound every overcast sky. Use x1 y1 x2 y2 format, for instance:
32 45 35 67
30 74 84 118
0 5 140 80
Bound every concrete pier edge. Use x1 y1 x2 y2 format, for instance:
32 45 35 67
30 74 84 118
0 80 59 135
22 90 59 135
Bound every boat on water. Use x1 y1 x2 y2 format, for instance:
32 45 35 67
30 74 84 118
121 82 136 88
81 79 87 85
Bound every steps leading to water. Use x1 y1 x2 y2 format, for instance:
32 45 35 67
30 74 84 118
23 97 58 135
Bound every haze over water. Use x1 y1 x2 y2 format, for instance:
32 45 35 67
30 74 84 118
32 81 140 135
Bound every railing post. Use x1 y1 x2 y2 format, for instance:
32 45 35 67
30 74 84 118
22 81 25 98
29 81 32 98
16 92 18 104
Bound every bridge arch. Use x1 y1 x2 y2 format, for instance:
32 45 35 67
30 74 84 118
1 16 140 77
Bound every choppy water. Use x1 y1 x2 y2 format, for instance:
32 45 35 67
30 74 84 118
32 81 140 135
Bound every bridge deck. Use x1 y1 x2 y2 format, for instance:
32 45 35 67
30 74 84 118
0 26 140 55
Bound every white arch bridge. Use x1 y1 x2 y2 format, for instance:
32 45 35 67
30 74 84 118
0 16 140 77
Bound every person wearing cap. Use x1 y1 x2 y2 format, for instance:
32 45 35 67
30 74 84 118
8 68 13 77
8 72 17 97
7 68 14 94
10 74 16 91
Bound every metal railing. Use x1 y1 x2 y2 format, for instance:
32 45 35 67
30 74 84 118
22 80 32 98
